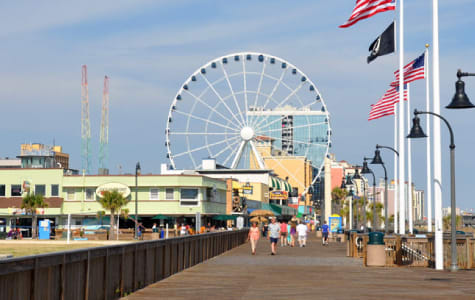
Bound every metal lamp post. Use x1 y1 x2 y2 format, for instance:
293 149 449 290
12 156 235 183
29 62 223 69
341 176 352 230
446 69 475 109
371 149 389 234
361 159 377 232
375 145 399 233
135 162 141 239
407 109 457 271
352 169 361 230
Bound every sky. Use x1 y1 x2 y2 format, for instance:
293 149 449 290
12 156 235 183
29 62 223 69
1 0 475 210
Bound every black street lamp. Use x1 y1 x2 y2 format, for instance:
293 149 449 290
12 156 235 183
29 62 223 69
446 69 475 109
371 149 389 234
407 109 457 272
361 159 377 232
135 162 141 239
375 145 399 233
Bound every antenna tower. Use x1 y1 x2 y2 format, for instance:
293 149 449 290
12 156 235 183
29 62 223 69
81 65 92 174
99 76 109 174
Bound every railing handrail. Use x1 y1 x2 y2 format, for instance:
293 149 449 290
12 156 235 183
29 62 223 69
0 229 249 270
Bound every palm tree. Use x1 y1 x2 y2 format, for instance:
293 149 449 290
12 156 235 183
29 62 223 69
331 187 348 215
21 193 48 239
366 202 384 228
98 190 129 240
443 214 462 231
339 200 349 228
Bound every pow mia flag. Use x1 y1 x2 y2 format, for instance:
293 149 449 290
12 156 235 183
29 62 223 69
367 22 395 63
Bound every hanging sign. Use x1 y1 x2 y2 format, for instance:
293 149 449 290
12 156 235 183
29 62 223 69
96 183 131 198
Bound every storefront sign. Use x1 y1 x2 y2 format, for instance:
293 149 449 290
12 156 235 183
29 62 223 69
96 183 131 198
269 190 288 200
329 214 342 233
242 186 253 194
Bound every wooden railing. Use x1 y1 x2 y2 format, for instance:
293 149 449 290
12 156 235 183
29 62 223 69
0 229 248 300
347 232 475 269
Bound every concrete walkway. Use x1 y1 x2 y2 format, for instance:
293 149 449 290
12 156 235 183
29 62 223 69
124 236 475 299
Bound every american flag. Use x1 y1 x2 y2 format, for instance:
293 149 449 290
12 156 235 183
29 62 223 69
369 86 408 121
391 52 426 86
340 0 396 28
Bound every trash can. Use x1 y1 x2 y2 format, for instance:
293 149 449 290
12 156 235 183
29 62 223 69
366 232 385 267
368 232 384 245
347 230 359 257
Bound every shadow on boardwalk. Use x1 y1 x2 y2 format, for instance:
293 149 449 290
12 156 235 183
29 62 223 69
124 236 475 300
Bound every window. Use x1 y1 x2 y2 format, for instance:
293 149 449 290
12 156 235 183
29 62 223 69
180 188 199 206
0 185 5 197
11 185 22 196
51 185 59 197
206 188 214 201
166 188 174 200
150 188 159 200
85 188 95 201
35 185 46 196
66 189 75 201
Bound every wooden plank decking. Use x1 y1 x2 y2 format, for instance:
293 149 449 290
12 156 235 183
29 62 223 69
124 236 475 299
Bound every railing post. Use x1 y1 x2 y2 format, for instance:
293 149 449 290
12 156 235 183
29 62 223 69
395 235 402 265
30 257 39 300
465 237 471 269
104 248 109 300
120 247 125 297
133 244 138 290
363 235 368 264
84 250 90 300
61 254 66 300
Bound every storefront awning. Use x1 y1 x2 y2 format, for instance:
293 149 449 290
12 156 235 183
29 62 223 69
213 215 237 221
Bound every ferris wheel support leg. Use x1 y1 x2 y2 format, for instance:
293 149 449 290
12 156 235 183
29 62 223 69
231 141 247 169
249 141 266 169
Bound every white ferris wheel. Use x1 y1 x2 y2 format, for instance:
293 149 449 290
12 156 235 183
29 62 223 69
166 52 331 194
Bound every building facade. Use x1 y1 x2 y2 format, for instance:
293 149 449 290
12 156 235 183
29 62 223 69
0 168 229 235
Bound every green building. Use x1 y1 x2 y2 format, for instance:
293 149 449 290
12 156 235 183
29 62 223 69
0 168 228 236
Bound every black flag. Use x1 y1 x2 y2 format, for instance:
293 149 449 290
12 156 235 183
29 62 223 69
367 22 395 63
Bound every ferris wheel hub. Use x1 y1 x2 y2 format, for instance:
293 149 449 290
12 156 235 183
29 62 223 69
240 126 255 141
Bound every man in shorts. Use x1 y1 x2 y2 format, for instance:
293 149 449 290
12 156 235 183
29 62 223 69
267 217 280 255
296 221 309 247
322 220 330 245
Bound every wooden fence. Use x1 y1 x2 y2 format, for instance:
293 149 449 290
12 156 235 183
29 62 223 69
347 232 475 269
0 229 248 300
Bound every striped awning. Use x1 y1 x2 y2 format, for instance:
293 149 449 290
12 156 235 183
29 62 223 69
269 177 292 193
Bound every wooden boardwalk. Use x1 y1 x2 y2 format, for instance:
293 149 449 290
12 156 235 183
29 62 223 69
124 236 475 299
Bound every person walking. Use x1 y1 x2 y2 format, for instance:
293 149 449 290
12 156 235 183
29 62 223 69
322 220 330 245
296 221 309 247
247 222 260 255
286 222 291 245
289 219 297 247
267 217 280 255
262 222 268 238
280 220 288 246
180 224 187 236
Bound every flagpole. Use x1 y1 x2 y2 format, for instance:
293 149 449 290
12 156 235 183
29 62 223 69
425 44 433 233
432 0 443 270
394 104 398 234
406 83 413 234
398 0 406 235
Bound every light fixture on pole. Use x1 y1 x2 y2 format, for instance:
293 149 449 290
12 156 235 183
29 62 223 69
361 159 377 232
376 144 399 233
371 149 389 234
407 109 457 272
340 177 346 189
351 169 361 230
446 69 475 109
341 176 353 230
135 162 141 239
